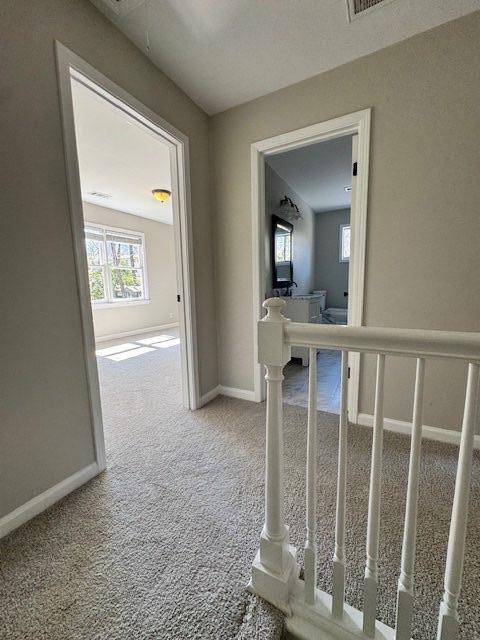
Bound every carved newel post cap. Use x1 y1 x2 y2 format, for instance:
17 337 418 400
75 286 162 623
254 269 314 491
262 297 286 321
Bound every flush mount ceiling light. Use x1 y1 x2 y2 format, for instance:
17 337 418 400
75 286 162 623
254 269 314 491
278 195 302 221
152 189 171 203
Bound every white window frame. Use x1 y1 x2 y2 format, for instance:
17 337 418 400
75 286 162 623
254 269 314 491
339 223 351 263
85 222 150 308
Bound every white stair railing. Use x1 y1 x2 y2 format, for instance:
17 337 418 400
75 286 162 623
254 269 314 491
332 350 349 620
250 298 480 640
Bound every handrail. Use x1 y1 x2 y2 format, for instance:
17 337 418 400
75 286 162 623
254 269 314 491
284 322 480 362
251 298 479 640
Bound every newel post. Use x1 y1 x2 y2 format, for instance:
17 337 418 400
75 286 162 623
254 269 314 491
250 298 299 613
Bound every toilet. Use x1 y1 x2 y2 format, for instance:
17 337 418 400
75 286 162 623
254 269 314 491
324 307 348 325
312 291 348 325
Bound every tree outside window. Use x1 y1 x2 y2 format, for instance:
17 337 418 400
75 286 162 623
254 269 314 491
85 225 147 304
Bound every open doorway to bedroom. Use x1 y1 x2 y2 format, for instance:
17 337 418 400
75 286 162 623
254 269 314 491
71 75 182 362
71 73 185 438
57 45 200 470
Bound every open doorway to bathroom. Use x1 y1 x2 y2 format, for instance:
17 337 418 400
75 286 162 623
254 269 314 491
265 136 352 414
252 110 370 420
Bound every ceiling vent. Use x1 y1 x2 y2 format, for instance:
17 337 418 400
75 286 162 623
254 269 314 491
98 0 145 17
347 0 397 21
88 191 112 200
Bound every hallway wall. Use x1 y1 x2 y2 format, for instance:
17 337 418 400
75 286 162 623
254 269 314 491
211 12 480 431
0 0 217 520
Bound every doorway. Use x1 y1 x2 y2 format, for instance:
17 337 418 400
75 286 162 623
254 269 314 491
251 110 370 422
56 44 200 471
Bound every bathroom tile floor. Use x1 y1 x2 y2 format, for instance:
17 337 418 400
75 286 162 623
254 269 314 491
283 349 341 414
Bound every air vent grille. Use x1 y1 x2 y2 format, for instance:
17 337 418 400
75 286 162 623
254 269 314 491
88 191 112 200
347 0 396 21
353 0 384 13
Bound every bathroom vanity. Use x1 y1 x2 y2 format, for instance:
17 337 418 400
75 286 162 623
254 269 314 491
281 292 326 366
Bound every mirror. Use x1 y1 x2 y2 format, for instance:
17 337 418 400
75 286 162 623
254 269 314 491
272 215 293 290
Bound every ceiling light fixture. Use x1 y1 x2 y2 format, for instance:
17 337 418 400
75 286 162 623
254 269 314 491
152 189 171 203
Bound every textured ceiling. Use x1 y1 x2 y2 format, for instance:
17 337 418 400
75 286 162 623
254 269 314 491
91 0 479 114
267 136 353 213
72 79 173 224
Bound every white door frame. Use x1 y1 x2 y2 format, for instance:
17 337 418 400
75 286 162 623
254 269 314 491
251 109 371 422
55 42 201 471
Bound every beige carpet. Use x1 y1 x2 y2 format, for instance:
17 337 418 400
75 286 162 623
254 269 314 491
0 333 478 639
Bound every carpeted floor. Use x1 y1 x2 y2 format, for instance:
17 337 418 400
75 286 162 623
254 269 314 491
0 332 479 639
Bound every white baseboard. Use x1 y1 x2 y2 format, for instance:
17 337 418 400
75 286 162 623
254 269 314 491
200 384 255 407
218 385 256 402
95 322 179 344
0 462 100 539
198 384 257 406
357 413 480 449
199 385 220 407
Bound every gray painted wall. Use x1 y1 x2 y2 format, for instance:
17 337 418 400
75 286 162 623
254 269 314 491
0 0 217 520
212 12 480 430
314 209 350 309
264 164 315 298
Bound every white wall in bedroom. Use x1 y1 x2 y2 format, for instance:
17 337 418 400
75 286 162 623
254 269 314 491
83 202 178 339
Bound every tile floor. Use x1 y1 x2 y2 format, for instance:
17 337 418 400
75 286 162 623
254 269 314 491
283 349 341 414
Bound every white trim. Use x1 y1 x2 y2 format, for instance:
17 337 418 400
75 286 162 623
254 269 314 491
198 384 256 406
93 299 151 309
199 385 220 407
357 413 480 450
55 45 201 462
285 579 395 640
0 463 99 539
218 385 256 402
94 322 179 344
339 223 350 263
251 109 371 422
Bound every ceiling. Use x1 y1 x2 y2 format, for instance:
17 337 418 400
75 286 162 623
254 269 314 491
91 0 479 114
267 136 353 213
71 78 173 224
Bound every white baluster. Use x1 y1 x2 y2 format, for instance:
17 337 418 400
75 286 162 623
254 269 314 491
263 361 287 559
332 350 349 619
437 362 479 640
305 347 318 605
251 298 298 611
395 358 426 640
363 353 386 638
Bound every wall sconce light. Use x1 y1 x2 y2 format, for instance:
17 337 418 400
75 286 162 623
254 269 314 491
278 195 302 221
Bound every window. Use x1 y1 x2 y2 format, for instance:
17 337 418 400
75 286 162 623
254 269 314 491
85 224 148 305
339 224 351 262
